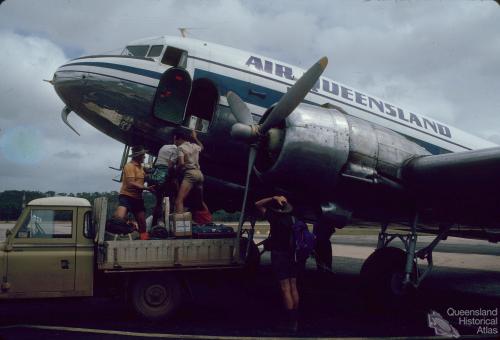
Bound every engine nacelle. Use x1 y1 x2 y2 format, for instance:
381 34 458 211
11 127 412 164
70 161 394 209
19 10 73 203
255 103 431 205
255 104 350 200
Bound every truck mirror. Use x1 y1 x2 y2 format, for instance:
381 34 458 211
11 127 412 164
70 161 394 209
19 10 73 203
5 229 12 238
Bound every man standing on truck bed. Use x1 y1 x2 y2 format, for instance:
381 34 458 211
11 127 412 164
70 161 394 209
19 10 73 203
174 128 209 214
115 145 155 240
151 143 178 226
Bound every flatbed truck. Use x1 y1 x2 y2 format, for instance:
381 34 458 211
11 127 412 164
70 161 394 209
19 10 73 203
0 196 257 320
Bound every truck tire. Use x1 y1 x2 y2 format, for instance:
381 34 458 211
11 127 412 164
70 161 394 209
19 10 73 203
130 275 182 321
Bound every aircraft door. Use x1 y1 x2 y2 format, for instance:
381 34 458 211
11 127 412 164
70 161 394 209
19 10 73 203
152 67 192 124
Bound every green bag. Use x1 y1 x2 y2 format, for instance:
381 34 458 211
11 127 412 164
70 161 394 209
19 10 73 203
148 164 169 185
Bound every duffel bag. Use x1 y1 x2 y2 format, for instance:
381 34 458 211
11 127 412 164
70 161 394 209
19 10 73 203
106 217 135 234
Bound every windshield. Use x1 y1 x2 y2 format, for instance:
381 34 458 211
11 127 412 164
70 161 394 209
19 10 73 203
122 45 149 57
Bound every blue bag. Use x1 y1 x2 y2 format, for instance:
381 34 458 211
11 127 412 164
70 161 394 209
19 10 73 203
148 164 169 186
292 218 316 262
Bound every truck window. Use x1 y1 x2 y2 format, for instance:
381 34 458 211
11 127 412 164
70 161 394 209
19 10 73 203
122 45 149 57
16 209 73 239
83 211 94 239
147 45 164 58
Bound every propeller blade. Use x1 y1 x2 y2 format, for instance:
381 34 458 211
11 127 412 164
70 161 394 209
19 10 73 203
260 57 328 134
227 91 254 125
237 146 257 232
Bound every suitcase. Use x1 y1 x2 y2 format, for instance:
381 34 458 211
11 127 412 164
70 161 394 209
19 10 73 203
192 224 236 239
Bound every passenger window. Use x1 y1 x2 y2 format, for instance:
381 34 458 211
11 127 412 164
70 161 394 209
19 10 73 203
161 46 188 68
122 45 149 57
147 45 164 58
16 209 73 239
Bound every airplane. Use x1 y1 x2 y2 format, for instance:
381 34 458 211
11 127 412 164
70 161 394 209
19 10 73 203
51 34 500 303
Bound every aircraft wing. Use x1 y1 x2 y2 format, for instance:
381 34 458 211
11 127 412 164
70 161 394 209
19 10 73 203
402 146 500 226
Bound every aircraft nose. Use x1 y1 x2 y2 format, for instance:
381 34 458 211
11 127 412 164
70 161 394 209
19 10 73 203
52 62 88 107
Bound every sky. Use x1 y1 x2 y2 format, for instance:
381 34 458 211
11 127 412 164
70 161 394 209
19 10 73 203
0 0 499 193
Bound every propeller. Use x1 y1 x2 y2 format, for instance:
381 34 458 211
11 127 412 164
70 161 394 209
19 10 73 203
260 56 328 135
227 91 254 125
228 57 328 262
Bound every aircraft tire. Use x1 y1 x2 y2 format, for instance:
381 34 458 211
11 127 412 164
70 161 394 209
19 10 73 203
360 246 417 310
130 274 182 321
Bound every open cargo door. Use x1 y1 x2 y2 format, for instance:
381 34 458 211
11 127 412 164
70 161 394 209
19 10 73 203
152 67 192 124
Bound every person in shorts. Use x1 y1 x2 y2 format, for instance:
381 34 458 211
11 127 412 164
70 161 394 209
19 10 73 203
255 195 301 332
114 145 155 240
173 128 209 214
151 143 178 226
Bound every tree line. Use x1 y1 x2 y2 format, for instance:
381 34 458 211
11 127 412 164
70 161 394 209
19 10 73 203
0 190 240 222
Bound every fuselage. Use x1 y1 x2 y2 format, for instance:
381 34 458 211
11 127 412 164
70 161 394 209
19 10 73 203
52 35 498 219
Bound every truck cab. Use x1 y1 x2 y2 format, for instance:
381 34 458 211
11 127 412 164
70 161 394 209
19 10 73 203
0 197 94 299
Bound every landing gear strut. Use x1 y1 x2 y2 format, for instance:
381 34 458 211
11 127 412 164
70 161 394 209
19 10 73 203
361 213 451 307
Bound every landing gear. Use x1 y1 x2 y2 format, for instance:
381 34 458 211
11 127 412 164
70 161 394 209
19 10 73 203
360 247 416 307
361 213 451 308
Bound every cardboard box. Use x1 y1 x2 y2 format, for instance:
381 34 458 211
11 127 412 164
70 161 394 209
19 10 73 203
186 115 209 133
170 212 192 237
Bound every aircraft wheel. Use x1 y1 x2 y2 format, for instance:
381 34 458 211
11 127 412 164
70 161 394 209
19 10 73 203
240 237 260 273
360 247 417 309
130 275 182 321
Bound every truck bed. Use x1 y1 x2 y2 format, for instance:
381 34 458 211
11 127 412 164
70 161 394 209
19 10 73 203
98 238 238 271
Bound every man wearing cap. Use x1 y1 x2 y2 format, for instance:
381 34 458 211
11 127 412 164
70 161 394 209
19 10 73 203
115 145 154 240
255 195 300 332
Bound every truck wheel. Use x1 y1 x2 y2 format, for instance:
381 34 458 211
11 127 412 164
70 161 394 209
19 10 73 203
130 275 182 321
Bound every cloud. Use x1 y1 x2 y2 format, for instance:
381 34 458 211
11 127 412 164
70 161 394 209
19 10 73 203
53 150 84 159
0 126 46 165
0 30 65 123
0 29 123 193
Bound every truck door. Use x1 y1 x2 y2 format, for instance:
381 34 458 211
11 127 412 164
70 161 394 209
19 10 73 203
6 207 77 295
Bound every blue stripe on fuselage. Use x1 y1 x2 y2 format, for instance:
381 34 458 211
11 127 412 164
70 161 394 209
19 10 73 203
193 68 316 109
63 61 163 80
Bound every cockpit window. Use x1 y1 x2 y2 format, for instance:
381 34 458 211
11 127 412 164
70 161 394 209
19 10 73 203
147 45 164 58
162 46 188 68
122 45 149 57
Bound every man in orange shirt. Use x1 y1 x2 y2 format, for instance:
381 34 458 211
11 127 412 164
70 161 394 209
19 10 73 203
115 145 155 240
